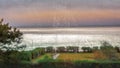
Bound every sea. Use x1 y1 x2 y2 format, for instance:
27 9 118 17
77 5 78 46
19 27 120 50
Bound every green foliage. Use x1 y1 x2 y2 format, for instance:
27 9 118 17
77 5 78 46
92 46 99 51
46 46 54 53
38 55 54 62
0 19 25 64
115 46 120 52
33 61 120 68
100 41 120 61
31 48 45 59
19 51 32 61
0 19 24 51
0 50 22 63
66 46 79 53
57 47 66 53
81 47 92 53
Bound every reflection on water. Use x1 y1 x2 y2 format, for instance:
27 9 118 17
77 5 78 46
20 27 120 50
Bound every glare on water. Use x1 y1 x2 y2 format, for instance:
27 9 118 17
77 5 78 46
20 27 120 50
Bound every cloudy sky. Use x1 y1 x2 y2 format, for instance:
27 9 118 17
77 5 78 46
0 0 120 27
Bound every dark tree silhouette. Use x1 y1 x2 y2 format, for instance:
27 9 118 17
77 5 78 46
0 19 25 63
0 19 25 51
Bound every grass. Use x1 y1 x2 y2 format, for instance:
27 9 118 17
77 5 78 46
31 53 120 64
57 53 94 61
32 53 52 64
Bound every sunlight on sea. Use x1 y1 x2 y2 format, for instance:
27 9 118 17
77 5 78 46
19 27 120 50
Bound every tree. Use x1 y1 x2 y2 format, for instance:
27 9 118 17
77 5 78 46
0 19 25 63
66 46 79 53
0 19 25 51
115 46 120 53
81 47 92 53
46 46 54 53
56 47 66 53
92 46 99 52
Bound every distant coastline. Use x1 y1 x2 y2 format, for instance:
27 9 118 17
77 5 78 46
16 25 120 28
19 27 120 35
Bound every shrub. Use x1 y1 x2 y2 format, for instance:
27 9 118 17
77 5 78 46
100 41 120 61
19 51 32 61
31 48 45 59
94 50 107 60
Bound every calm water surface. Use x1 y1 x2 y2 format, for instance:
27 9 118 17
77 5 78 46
19 27 120 50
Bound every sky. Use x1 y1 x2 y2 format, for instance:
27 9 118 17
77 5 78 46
0 0 120 27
